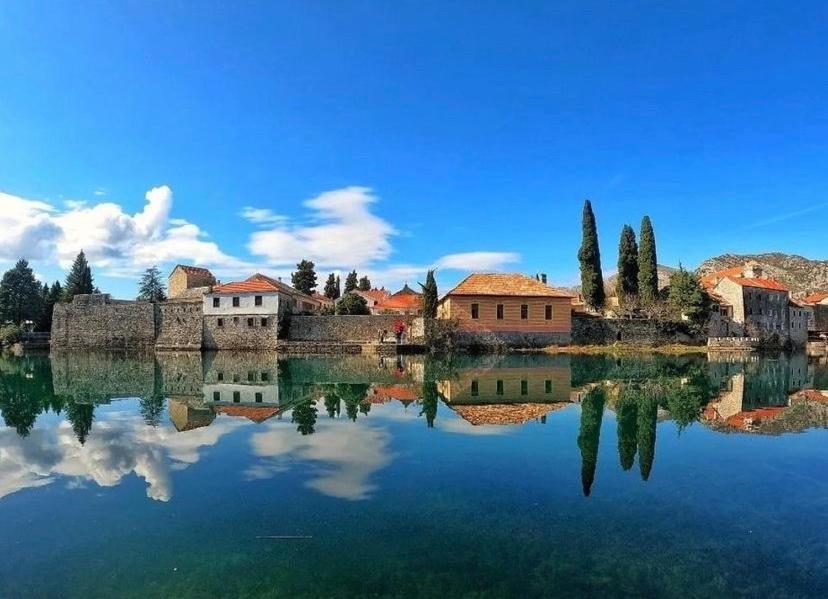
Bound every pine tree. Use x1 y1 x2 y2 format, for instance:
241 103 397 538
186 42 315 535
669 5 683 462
323 273 339 299
357 276 371 291
38 281 62 332
578 200 605 310
137 266 167 302
344 270 358 294
420 269 438 318
291 260 317 295
668 265 711 327
0 259 43 325
616 224 639 303
638 216 659 303
63 250 94 300
335 293 369 315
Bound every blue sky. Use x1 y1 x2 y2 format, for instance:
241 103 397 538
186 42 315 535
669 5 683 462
1 1 827 297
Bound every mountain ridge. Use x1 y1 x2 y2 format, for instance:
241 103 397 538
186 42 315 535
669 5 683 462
696 253 828 297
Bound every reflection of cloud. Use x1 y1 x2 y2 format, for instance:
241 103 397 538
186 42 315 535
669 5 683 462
247 405 394 501
0 408 245 502
437 418 512 436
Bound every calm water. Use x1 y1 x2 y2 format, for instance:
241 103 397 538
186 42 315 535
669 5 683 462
1 350 827 598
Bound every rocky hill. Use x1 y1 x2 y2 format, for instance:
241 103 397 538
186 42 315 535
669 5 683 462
605 264 677 296
696 253 828 297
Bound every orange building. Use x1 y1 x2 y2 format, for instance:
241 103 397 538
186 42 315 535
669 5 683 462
437 273 573 346
372 284 423 315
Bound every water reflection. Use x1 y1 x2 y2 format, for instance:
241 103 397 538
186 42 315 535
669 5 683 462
0 350 827 503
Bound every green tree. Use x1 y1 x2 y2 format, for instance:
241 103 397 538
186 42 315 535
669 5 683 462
335 293 370 315
324 391 340 418
668 265 711 328
344 270 359 294
578 200 605 310
292 400 318 435
37 281 62 332
577 386 605 497
0 259 43 325
616 225 639 303
638 216 659 303
420 380 439 428
137 266 167 302
637 390 658 481
139 394 166 426
65 400 95 445
420 269 438 318
323 273 340 300
291 260 317 295
357 276 371 291
616 387 639 471
63 250 94 300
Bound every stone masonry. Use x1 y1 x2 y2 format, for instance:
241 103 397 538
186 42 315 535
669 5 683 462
51 294 156 350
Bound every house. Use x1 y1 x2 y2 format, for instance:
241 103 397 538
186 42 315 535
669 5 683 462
802 292 828 334
202 273 323 349
437 273 574 346
352 288 391 310
372 284 423 315
701 262 800 342
168 265 216 299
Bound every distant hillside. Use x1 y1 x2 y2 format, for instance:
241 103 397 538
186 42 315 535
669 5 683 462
566 264 677 297
696 253 828 297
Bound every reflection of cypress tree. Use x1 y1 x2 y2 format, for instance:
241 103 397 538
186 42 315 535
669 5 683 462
65 401 95 445
337 384 369 422
323 392 340 418
577 387 605 497
292 400 318 435
637 391 658 481
139 394 165 427
420 380 438 428
358 401 371 416
616 388 638 471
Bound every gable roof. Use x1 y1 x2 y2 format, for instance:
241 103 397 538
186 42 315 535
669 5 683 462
803 292 828 304
214 405 282 423
443 273 573 298
374 284 423 311
727 276 788 292
172 264 214 277
701 265 788 293
211 273 320 301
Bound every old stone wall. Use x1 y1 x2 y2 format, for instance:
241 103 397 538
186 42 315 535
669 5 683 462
571 315 703 346
202 314 279 350
50 350 157 403
155 300 204 350
813 305 828 333
453 330 571 349
51 294 156 350
288 315 425 343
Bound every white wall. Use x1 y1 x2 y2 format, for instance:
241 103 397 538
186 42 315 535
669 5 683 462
202 383 280 405
204 292 281 315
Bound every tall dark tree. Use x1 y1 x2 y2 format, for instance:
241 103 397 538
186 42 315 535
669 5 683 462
65 400 95 445
291 260 317 295
324 391 340 418
420 269 438 318
139 394 166 427
668 265 711 328
420 380 439 428
357 276 371 291
323 273 340 300
344 270 359 294
637 390 658 481
616 387 639 471
615 225 639 303
0 259 43 325
137 266 166 302
335 275 341 298
577 387 606 497
63 250 94 300
638 216 659 303
292 400 318 435
578 200 605 310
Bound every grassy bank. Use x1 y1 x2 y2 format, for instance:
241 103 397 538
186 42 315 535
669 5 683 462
544 343 708 356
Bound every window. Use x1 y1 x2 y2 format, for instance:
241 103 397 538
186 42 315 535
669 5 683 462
521 304 528 319
232 297 240 307
248 370 255 382
261 318 268 327
520 380 528 395
233 374 240 383
232 391 241 403
212 297 220 308
247 317 254 327
545 305 553 320
471 380 479 396
496 380 504 395
217 317 224 327
217 372 224 382
471 303 479 319
261 372 269 382
255 295 263 306
496 304 504 319
233 316 239 324
545 380 552 394
213 391 220 402
254 392 263 403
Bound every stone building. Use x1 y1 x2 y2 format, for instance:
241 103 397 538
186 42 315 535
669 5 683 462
702 261 805 345
168 265 216 299
372 284 423 315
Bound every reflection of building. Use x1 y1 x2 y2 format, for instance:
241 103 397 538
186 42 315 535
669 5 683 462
168 399 216 432
203 352 281 419
367 385 420 406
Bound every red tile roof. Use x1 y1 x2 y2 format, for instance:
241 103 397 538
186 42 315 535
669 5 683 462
728 276 788 292
701 265 788 293
369 385 420 404
444 273 573 298
215 405 282 423
355 289 391 302
803 292 828 304
212 279 282 294
374 284 422 311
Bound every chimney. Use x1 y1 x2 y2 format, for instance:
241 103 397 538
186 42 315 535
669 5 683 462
541 273 547 285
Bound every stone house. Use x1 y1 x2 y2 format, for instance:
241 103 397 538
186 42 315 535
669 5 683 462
802 292 828 333
372 284 423 315
437 273 574 346
168 265 216 299
351 288 391 311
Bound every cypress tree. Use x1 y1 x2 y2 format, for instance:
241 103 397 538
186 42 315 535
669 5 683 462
577 387 605 497
420 269 438 318
637 390 658 481
616 224 639 303
291 260 317 295
335 275 341 298
344 270 358 293
63 250 94 300
616 387 639 471
578 200 605 310
323 273 339 300
357 276 371 291
638 216 659 303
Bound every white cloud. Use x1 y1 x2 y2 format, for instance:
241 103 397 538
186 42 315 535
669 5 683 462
0 193 61 261
436 251 520 271
240 206 288 226
248 186 396 267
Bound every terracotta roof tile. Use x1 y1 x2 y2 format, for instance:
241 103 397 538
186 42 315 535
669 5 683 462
374 285 422 310
212 280 281 294
450 402 568 426
444 273 573 298
803 292 828 304
215 405 282 423
727 276 788 292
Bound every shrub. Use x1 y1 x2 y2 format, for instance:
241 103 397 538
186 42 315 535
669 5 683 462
0 323 23 346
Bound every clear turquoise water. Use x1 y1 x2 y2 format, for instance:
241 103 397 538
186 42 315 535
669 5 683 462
1 351 827 598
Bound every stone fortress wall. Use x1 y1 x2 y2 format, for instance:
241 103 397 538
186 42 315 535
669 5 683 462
51 294 157 350
288 315 425 343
